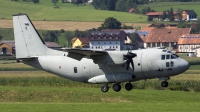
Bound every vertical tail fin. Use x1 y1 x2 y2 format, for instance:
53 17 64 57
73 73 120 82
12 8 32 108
13 14 48 59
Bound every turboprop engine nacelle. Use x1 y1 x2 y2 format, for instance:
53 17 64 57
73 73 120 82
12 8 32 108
88 73 133 83
91 52 126 65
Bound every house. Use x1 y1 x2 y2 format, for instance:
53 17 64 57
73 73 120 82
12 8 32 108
146 10 198 21
128 8 136 13
72 37 89 48
0 40 15 55
0 40 60 55
45 42 61 50
178 34 200 57
181 10 198 21
146 12 163 20
143 28 191 50
88 30 129 51
101 29 144 49
146 12 179 20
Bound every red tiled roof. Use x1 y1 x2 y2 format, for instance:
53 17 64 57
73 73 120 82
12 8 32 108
45 42 61 48
146 12 179 16
128 8 136 13
145 28 191 43
0 40 15 48
178 34 200 44
146 12 163 16
141 27 155 31
78 37 89 44
71 37 77 42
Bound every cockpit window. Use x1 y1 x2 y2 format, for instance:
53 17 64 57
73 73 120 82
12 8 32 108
171 55 176 59
171 54 179 59
166 55 170 59
167 51 172 53
162 50 167 52
161 55 165 60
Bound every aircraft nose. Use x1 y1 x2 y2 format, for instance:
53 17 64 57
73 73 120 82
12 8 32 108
179 60 190 73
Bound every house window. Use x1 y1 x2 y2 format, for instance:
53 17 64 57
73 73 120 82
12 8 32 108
110 42 112 44
147 43 150 47
74 67 77 73
157 43 160 47
152 43 155 47
109 36 112 39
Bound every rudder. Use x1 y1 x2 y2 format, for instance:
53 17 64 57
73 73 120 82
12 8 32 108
13 14 47 59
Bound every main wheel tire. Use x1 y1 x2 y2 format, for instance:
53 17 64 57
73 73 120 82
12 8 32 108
125 83 133 91
113 83 121 92
161 81 168 87
101 85 109 92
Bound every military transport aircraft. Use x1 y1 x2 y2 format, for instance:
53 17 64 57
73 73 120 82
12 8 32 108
13 14 190 92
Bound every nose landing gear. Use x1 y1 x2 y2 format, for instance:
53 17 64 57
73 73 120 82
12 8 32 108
161 81 169 87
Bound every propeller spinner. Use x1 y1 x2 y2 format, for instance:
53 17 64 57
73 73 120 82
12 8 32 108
123 52 137 71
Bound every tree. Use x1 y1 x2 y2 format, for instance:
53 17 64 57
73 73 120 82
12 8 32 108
116 0 137 12
74 29 88 37
177 22 189 28
128 32 141 47
100 17 121 29
177 8 183 21
52 0 58 6
168 7 174 21
0 35 3 41
43 31 58 42
147 16 153 22
33 0 39 3
162 11 167 20
71 0 82 5
64 31 74 47
92 0 116 10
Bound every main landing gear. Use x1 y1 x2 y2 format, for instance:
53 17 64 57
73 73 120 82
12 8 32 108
101 82 133 92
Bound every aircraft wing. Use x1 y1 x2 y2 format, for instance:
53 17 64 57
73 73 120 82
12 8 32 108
63 48 106 60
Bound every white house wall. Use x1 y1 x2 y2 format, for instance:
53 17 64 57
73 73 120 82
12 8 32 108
90 40 121 51
178 44 200 52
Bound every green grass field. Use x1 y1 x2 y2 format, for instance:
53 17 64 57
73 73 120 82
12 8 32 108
0 87 200 112
0 0 147 22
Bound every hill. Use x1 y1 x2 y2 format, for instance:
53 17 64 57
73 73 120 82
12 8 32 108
0 0 147 23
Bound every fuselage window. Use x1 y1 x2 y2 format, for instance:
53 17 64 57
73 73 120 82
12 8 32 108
74 67 77 73
171 55 176 59
166 62 170 67
171 61 174 67
161 55 165 60
166 55 170 59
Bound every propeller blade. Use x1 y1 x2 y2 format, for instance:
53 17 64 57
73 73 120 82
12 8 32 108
130 59 134 71
126 59 130 70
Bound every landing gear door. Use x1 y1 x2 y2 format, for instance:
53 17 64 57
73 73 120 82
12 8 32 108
82 64 90 80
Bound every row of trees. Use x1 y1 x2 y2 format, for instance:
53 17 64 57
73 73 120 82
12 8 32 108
42 29 89 47
92 0 149 12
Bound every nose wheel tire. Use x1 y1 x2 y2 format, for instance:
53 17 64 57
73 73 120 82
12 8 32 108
113 83 121 92
125 83 133 91
101 85 109 92
161 81 168 87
